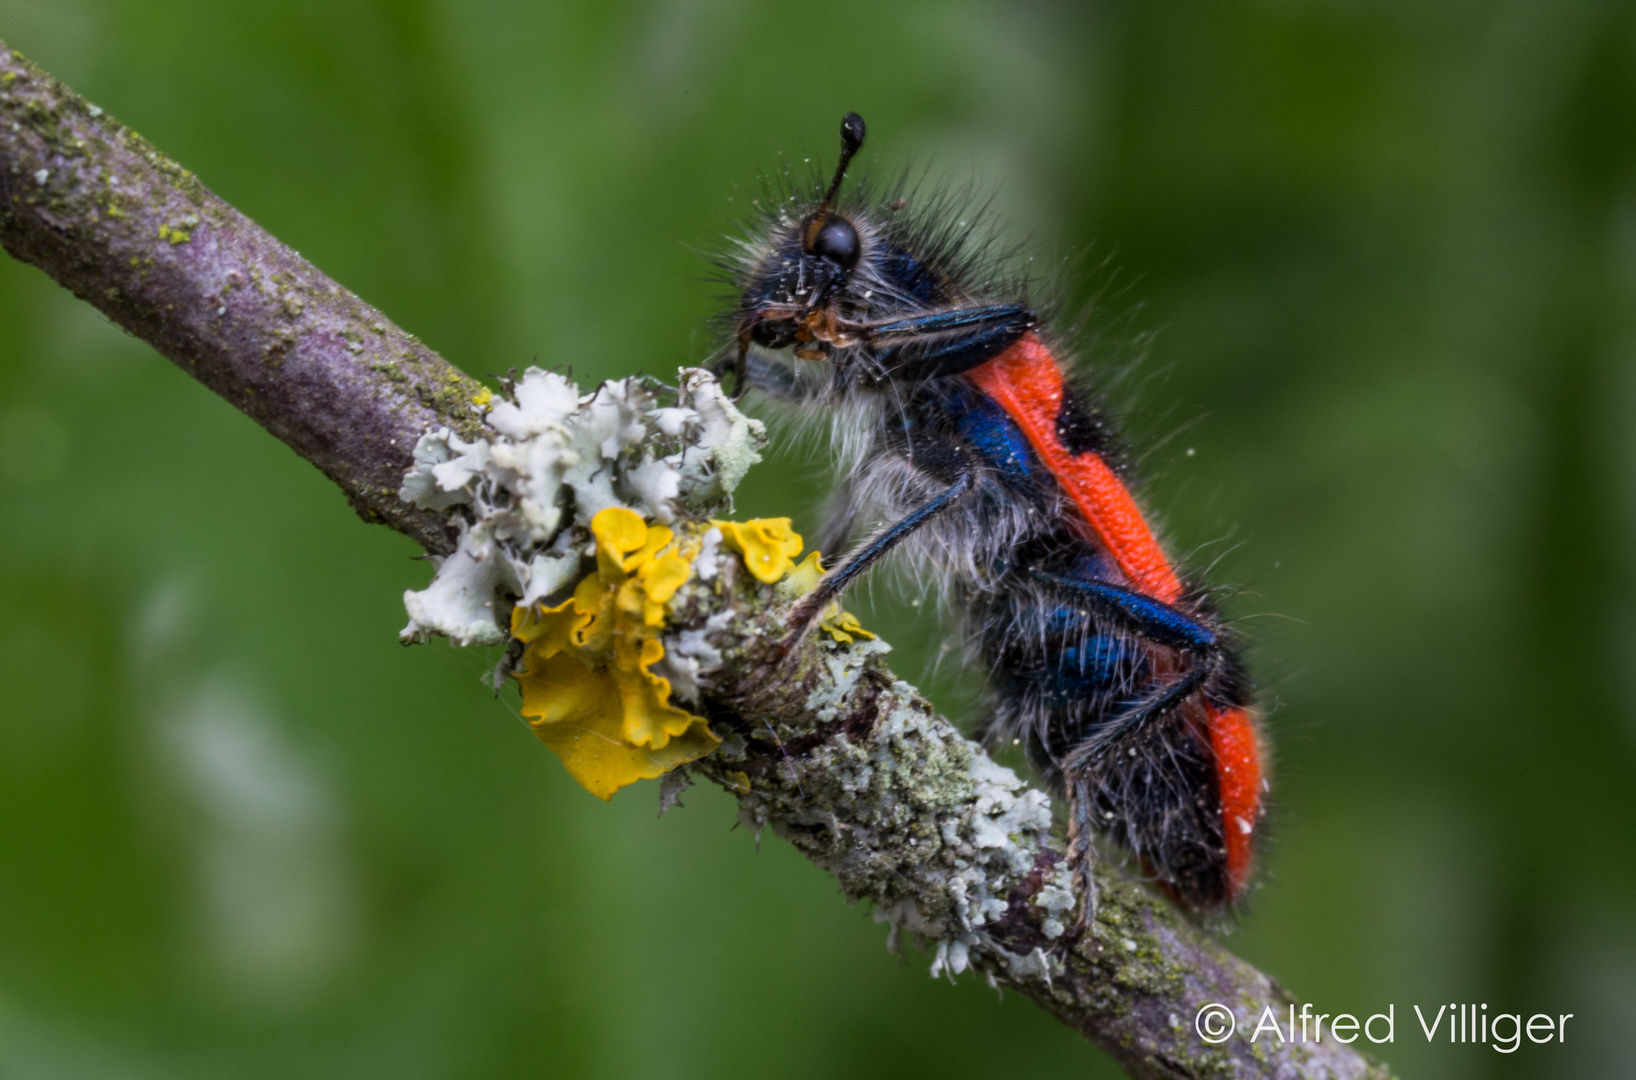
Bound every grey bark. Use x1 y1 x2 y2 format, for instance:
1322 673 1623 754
0 40 1394 1080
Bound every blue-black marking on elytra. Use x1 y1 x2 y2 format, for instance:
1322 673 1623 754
939 382 1048 492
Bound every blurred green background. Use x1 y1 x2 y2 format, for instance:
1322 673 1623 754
2 1 1633 1077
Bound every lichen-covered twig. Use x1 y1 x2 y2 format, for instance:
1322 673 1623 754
694 573 1391 1080
0 40 1394 1080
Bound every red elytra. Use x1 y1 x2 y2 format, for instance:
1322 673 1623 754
966 333 1263 895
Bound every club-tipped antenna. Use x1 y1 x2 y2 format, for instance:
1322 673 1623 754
815 112 866 219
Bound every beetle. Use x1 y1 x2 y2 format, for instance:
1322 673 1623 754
722 113 1266 914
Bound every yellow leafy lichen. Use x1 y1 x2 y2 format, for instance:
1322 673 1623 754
819 608 876 644
776 550 825 600
511 507 717 799
511 509 875 800
712 517 804 584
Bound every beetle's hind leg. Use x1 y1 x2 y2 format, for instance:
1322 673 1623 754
1028 571 1224 761
1065 771 1102 930
1023 570 1231 922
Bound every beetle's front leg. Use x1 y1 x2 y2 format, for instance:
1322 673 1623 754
724 302 808 397
835 303 1037 380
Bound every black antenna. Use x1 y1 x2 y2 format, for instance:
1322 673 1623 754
815 112 866 219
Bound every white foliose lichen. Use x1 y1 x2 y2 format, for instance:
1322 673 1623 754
1033 857 1079 940
651 609 732 704
397 367 766 646
787 659 1067 984
919 747 1061 980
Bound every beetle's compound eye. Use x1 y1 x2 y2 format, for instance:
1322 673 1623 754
809 216 859 269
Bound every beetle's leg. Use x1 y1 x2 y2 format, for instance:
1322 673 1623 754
723 302 810 398
1027 573 1218 653
730 325 752 399
1066 771 1101 928
1027 570 1223 764
1071 654 1220 767
854 303 1034 338
1022 573 1229 928
1058 651 1218 930
836 303 1036 380
784 467 976 640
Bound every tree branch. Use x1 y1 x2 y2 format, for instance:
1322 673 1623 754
0 42 484 555
0 40 1393 1080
